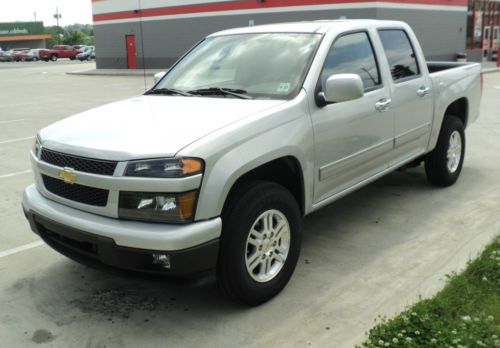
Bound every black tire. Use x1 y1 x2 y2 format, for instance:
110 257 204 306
50 55 57 62
425 115 465 187
217 181 302 306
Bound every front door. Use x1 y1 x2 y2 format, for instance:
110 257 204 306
311 31 394 204
378 29 433 164
126 35 137 69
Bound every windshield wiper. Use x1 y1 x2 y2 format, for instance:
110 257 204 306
144 88 193 97
187 87 253 99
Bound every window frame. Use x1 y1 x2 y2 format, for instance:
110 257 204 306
316 29 384 96
377 28 422 84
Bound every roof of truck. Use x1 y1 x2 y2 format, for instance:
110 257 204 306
210 19 407 36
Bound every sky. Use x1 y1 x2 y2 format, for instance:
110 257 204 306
0 0 93 26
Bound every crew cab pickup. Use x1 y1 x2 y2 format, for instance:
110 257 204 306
39 45 79 61
23 20 481 305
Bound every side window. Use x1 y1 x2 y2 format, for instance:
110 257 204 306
320 32 381 91
378 30 420 81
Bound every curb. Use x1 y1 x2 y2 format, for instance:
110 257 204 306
482 67 500 74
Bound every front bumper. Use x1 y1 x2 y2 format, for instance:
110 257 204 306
22 184 222 276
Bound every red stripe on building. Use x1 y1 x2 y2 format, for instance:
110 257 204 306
93 0 468 22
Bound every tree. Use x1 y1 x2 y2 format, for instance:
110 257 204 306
62 29 86 45
44 26 65 47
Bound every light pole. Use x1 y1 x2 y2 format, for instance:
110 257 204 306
53 7 62 45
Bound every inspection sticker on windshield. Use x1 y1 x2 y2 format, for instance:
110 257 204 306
277 83 291 93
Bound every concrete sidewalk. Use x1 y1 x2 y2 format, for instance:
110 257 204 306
481 61 500 74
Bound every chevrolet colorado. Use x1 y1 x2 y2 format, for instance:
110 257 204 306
23 20 482 305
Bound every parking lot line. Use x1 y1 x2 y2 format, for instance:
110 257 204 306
0 240 44 259
0 118 31 124
0 170 32 179
0 136 34 145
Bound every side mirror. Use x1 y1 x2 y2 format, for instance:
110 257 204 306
154 71 166 84
323 74 364 104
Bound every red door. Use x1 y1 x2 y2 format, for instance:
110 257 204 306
126 35 137 69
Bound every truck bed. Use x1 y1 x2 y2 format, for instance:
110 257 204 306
427 61 476 74
427 61 482 132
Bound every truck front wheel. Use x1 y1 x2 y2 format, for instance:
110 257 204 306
50 55 57 62
425 115 465 187
217 181 302 305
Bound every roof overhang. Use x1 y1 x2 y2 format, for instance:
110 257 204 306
0 34 51 42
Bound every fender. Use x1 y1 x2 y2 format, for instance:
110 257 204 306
177 91 315 221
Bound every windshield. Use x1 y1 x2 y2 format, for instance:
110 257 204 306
155 33 322 100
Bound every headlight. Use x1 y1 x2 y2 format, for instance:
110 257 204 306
124 158 203 178
119 191 198 223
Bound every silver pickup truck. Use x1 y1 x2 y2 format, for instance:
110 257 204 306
23 20 481 305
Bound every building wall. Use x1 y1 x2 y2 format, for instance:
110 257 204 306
94 8 378 69
0 21 49 51
92 0 468 69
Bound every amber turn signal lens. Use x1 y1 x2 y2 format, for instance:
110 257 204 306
178 191 198 220
181 158 203 176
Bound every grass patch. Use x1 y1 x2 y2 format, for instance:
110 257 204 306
358 237 500 348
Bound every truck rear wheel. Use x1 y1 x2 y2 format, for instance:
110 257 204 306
425 115 465 187
217 181 302 305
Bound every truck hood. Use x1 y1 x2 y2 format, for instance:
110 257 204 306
39 95 285 160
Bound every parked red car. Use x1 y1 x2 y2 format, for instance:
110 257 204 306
12 50 30 62
39 45 79 62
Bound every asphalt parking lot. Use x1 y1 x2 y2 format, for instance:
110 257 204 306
1 61 499 348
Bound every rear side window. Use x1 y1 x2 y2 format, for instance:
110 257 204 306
378 30 419 81
320 32 381 91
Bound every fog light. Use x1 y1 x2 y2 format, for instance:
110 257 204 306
152 253 171 269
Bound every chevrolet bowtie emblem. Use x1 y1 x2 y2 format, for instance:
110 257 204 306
59 167 77 184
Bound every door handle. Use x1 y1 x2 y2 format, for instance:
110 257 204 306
417 86 430 97
375 98 392 112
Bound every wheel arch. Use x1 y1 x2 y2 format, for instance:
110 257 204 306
428 96 469 152
444 97 468 127
222 156 305 218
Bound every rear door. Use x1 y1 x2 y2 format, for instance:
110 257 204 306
377 29 433 164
